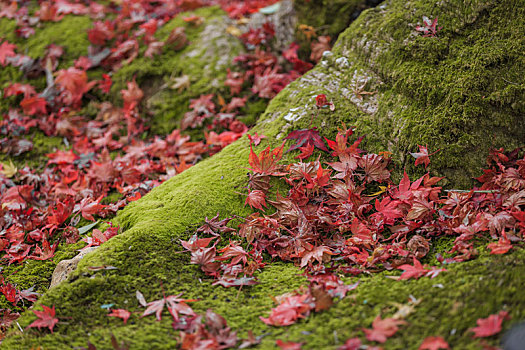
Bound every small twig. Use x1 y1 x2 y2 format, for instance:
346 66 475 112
502 77 519 85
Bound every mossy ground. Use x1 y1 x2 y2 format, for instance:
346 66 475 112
260 0 525 188
3 0 525 348
109 6 246 136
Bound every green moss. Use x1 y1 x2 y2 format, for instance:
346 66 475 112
253 0 525 188
295 0 370 39
334 0 525 187
0 130 63 170
253 247 525 349
4 0 525 348
0 15 91 68
0 241 83 313
0 16 92 166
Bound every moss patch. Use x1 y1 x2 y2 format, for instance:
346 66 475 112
255 247 525 349
295 0 371 39
254 0 525 188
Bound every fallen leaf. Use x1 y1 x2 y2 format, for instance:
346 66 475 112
469 311 510 338
26 304 58 333
363 315 407 343
108 309 131 324
0 160 17 178
419 336 450 350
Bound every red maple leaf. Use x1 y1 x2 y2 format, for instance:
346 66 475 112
260 294 313 326
397 257 427 280
487 230 512 255
87 21 114 45
416 16 442 37
180 234 215 252
141 294 195 322
0 282 18 304
294 143 314 160
276 339 304 350
121 79 144 111
372 197 403 224
55 67 92 97
418 336 450 350
247 132 266 146
324 128 362 158
0 309 20 330
98 74 112 94
47 149 79 165
359 154 391 183
26 304 59 333
47 200 74 226
20 96 47 115
410 145 439 168
224 69 244 95
190 247 220 274
141 298 165 321
30 238 58 261
363 315 406 343
300 245 334 268
108 309 131 324
4 83 36 98
285 128 328 153
216 243 248 265
338 338 362 350
245 189 267 210
0 40 16 66
469 311 510 338
212 276 259 288
248 142 286 176
74 197 106 221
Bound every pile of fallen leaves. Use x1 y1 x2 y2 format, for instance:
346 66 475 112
0 0 330 344
180 115 523 348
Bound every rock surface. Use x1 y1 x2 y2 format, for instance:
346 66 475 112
49 247 99 289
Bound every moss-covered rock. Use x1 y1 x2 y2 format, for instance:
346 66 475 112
284 0 525 188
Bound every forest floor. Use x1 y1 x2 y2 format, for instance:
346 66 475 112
0 1 524 349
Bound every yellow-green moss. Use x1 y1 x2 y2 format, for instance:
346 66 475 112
254 247 525 349
0 130 64 170
0 15 92 70
4 0 525 348
0 241 83 312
